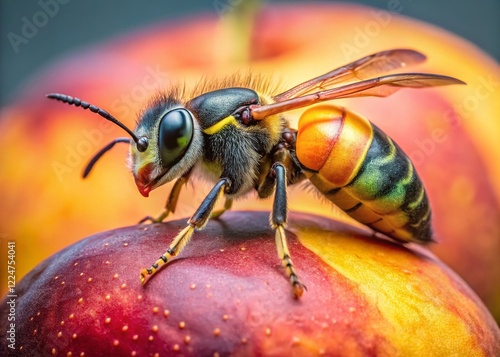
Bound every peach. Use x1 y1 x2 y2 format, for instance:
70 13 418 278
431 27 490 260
0 3 498 321
0 212 498 356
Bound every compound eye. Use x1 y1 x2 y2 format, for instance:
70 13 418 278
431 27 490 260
158 108 194 169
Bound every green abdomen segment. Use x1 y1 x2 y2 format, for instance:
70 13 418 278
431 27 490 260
296 105 432 244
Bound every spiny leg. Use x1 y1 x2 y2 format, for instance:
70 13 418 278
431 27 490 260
271 163 306 298
139 173 190 224
140 178 230 284
275 226 305 298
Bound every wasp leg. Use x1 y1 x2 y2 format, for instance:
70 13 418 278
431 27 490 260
139 173 190 224
210 197 233 219
271 163 306 298
140 178 230 284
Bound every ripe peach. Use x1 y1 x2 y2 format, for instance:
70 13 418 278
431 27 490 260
0 3 498 321
1 212 498 356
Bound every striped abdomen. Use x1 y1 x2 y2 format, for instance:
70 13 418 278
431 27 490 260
295 105 432 244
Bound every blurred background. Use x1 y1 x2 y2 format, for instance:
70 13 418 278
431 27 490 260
1 0 498 106
0 0 499 320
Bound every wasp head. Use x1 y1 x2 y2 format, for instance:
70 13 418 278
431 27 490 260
130 94 203 197
46 93 203 198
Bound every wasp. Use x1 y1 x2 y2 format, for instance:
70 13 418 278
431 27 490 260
47 49 464 298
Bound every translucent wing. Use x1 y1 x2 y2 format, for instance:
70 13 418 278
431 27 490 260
274 49 428 101
251 73 465 120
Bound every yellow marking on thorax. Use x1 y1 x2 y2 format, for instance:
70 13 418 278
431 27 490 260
203 116 238 135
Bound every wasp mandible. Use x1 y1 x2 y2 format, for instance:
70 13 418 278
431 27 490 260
47 49 464 298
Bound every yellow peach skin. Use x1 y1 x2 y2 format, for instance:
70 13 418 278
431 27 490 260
297 221 498 355
0 3 499 323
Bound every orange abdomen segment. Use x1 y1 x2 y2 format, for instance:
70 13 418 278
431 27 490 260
295 106 343 171
296 105 373 186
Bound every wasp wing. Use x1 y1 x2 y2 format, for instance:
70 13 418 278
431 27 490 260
252 73 465 119
274 49 428 101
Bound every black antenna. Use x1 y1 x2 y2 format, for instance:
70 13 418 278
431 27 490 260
46 93 148 152
83 137 131 178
